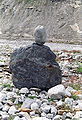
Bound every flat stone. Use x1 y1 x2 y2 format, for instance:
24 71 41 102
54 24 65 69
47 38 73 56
19 88 29 94
21 98 35 109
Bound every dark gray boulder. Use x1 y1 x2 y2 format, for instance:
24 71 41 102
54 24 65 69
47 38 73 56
9 43 62 90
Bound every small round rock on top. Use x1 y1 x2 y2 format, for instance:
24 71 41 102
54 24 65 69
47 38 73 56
34 25 46 45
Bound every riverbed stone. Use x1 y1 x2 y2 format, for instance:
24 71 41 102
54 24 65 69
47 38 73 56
48 84 65 99
9 40 61 90
34 25 46 45
21 98 35 109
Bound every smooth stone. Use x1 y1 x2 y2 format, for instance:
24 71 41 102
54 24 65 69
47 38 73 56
65 89 71 97
7 92 17 99
0 92 6 102
31 102 39 110
52 115 61 120
0 102 3 110
41 105 51 113
14 116 20 120
34 25 46 45
51 106 57 116
32 117 49 120
73 111 82 118
48 84 65 99
2 114 9 119
65 86 74 93
30 111 35 116
66 112 73 119
8 106 17 115
19 94 26 103
0 68 2 72
21 98 35 109
2 105 10 112
62 112 66 120
56 100 63 107
19 88 29 94
2 78 9 84
65 97 73 106
14 116 27 120
30 88 41 92
41 112 47 117
46 113 53 119
76 94 82 100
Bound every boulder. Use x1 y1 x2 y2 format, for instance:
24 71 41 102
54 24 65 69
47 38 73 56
9 43 61 90
9 26 62 90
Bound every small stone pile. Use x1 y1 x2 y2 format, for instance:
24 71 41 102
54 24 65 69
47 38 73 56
9 25 62 90
0 41 81 120
0 83 81 120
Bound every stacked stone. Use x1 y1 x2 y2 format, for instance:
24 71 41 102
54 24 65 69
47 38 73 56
9 25 62 90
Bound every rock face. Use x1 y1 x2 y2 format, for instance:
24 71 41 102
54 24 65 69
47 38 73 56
9 43 62 90
0 0 82 43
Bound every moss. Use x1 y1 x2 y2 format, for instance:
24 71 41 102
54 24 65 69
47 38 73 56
0 0 3 3
7 115 14 120
3 83 11 88
70 94 77 100
16 102 22 109
28 96 36 99
76 62 82 73
48 98 55 102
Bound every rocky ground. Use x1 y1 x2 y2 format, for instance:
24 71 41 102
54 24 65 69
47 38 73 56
0 40 82 120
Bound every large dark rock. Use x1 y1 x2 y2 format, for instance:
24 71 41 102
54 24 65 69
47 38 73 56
9 43 62 90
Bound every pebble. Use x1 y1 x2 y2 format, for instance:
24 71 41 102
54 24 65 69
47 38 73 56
41 105 51 113
0 92 6 102
19 88 29 94
51 106 57 116
65 97 73 107
30 111 35 116
31 102 39 110
52 115 61 120
66 112 72 119
21 98 35 109
73 111 82 118
8 106 17 115
0 102 3 110
2 104 10 112
46 113 53 119
56 100 63 107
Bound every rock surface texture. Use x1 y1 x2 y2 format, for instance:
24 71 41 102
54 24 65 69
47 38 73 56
9 43 62 90
0 0 82 43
